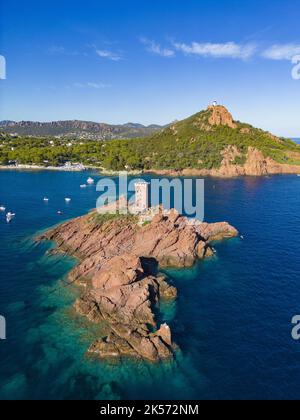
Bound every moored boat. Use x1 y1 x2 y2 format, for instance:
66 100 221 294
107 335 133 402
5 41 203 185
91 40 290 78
87 177 95 185
6 212 16 223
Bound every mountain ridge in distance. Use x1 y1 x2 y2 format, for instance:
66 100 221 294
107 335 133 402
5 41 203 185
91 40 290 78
0 119 165 140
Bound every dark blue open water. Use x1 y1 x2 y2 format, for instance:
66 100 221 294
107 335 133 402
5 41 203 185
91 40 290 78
0 170 300 400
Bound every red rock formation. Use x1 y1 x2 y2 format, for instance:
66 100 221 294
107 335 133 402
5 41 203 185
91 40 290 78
197 221 239 242
208 105 238 129
148 146 300 178
39 209 238 361
75 254 175 361
131 210 203 267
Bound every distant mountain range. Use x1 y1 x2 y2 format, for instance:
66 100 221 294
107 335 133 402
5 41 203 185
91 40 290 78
0 120 164 140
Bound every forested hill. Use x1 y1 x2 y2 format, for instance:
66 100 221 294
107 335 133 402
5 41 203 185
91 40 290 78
1 105 300 173
122 104 300 170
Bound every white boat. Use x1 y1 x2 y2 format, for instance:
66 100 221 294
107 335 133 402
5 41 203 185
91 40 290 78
0 206 6 212
297 174 300 177
6 212 16 223
87 177 95 185
65 198 71 203
43 197 49 202
80 184 87 188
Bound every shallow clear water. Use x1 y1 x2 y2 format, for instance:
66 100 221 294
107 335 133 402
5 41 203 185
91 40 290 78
0 170 300 400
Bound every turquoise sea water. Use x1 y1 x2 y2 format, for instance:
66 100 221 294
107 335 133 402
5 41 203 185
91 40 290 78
0 170 300 400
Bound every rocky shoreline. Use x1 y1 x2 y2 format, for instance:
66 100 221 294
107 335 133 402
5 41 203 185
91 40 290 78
145 147 300 178
2 146 300 177
38 209 238 362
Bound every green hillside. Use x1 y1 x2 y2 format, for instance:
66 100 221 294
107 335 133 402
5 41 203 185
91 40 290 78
100 106 300 171
1 105 300 171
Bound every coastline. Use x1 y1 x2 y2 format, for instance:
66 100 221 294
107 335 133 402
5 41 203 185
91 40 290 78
1 152 300 178
143 166 300 178
0 164 85 172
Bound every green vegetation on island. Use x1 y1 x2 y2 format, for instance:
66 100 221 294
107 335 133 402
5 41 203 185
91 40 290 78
89 211 138 228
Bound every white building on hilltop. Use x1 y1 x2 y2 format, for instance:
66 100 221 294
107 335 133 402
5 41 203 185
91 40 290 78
134 182 149 213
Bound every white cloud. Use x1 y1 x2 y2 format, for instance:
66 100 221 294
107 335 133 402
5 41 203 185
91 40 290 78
140 38 175 57
73 82 110 89
173 41 256 59
262 44 300 60
96 49 122 61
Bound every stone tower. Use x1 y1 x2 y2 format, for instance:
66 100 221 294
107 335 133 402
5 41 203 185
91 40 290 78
135 182 149 212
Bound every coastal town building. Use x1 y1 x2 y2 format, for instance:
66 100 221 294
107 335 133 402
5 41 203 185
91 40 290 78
63 161 85 171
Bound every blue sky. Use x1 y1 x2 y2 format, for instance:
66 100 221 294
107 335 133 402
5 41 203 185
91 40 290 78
1 0 300 136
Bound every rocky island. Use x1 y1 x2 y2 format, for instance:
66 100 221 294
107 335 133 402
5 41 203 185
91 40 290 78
38 208 238 362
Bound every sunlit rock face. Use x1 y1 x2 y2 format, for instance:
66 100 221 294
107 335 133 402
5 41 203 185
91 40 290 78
39 208 237 361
